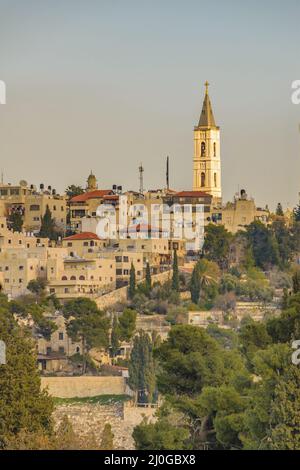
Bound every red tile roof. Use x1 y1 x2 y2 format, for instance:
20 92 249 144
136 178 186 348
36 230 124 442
175 191 211 198
63 232 100 241
102 194 119 200
70 190 114 203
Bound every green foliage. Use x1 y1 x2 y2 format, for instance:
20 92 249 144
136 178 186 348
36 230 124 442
266 292 300 343
128 262 136 299
39 204 58 240
203 224 232 269
271 219 294 266
133 274 300 451
293 204 300 222
100 423 114 450
118 308 137 341
27 278 47 295
172 249 179 292
155 325 227 399
128 331 157 403
145 262 152 292
0 309 53 448
213 292 236 313
66 185 84 199
239 320 272 361
190 263 201 304
189 259 220 306
240 344 291 449
28 303 58 339
206 324 239 350
245 221 280 269
133 417 190 450
110 315 120 357
8 211 23 232
269 365 300 449
220 270 273 302
292 270 300 294
54 415 79 450
63 298 109 371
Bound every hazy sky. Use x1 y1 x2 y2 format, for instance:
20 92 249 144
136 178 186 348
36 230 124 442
1 0 300 209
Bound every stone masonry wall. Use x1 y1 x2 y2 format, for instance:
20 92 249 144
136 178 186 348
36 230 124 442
53 401 157 450
41 376 127 398
95 270 172 310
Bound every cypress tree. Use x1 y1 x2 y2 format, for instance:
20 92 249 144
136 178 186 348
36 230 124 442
172 249 179 292
100 423 114 450
39 205 57 240
292 271 300 294
128 331 156 404
190 262 201 304
145 261 152 292
110 315 120 359
0 305 53 448
129 262 136 299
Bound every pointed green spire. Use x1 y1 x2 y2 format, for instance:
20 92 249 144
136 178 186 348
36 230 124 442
198 81 216 128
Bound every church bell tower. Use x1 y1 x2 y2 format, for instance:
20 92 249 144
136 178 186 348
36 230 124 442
193 82 222 201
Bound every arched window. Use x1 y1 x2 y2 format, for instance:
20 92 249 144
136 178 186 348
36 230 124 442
214 173 217 187
201 142 206 157
213 142 216 157
201 172 205 187
61 276 67 281
70 276 76 281
79 275 85 281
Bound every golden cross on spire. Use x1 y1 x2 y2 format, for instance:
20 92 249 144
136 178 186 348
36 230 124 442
204 81 209 95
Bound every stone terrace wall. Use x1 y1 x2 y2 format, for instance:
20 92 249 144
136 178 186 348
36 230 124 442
53 401 157 450
95 270 172 310
41 376 127 398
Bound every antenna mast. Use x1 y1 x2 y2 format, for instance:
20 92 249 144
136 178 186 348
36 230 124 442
166 156 169 190
139 163 144 194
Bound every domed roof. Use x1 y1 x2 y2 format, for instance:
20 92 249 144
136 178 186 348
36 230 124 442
87 171 97 190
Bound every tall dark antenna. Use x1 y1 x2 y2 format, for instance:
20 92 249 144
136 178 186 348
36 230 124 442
166 156 169 190
139 163 144 193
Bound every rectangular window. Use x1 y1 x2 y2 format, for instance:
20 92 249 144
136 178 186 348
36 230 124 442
10 189 20 195
59 332 64 341
30 205 40 211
